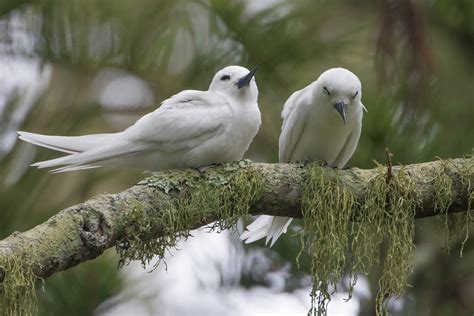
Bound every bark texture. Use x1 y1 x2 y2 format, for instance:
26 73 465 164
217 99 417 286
0 158 472 281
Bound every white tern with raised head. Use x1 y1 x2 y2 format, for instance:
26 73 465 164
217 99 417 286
19 65 261 173
241 67 366 246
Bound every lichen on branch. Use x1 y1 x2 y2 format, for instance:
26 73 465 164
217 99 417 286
116 160 264 269
0 253 38 316
299 157 473 316
372 166 419 316
300 165 355 314
0 158 472 316
300 164 420 316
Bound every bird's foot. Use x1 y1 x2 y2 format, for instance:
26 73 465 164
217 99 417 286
297 160 312 166
195 164 218 173
322 161 338 170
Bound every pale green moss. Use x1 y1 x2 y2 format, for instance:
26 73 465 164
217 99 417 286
432 158 473 257
449 157 474 257
374 167 419 316
301 164 420 316
348 165 387 301
432 159 454 251
2 159 469 316
0 253 37 316
300 165 355 314
117 162 264 270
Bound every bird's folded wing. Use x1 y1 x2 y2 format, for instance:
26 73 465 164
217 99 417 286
278 89 308 163
332 113 362 168
125 90 232 151
32 90 232 170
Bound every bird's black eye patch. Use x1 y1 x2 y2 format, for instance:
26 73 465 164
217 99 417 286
353 91 359 98
323 86 331 95
220 75 230 81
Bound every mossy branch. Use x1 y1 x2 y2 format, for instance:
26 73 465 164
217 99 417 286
0 157 472 279
0 158 472 315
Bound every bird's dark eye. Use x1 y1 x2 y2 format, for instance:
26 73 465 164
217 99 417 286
220 75 230 81
323 86 331 95
353 91 359 98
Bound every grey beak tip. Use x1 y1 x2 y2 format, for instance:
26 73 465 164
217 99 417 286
335 101 347 123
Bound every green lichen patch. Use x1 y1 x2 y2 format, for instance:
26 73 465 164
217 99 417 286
301 164 420 316
372 167 420 316
177 161 263 231
138 168 201 193
117 162 263 270
0 253 38 316
446 211 472 257
432 158 474 257
446 157 474 257
349 166 387 290
300 165 355 314
138 160 254 193
432 159 454 252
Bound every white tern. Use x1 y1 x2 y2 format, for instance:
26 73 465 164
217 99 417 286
18 65 261 173
241 67 366 246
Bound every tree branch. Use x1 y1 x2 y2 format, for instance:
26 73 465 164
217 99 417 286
0 158 472 281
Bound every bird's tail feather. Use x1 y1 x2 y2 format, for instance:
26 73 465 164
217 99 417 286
30 141 149 172
240 215 292 247
18 131 115 154
50 164 101 174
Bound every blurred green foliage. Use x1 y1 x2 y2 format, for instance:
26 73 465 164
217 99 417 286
0 0 473 314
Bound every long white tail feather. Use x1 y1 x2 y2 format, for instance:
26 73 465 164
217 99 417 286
240 215 292 246
241 230 267 244
19 132 77 154
267 216 292 247
50 164 101 174
240 215 272 243
31 141 149 170
18 131 114 154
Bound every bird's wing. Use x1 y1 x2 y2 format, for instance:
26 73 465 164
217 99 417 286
125 90 231 151
278 88 308 163
332 112 362 168
32 90 231 170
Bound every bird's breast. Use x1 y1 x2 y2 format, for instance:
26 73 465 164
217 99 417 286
186 103 261 166
225 105 261 156
289 111 354 164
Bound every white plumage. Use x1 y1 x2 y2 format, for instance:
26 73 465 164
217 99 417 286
19 65 261 173
241 67 366 246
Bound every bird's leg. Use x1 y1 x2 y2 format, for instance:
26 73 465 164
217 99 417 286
297 159 312 166
195 163 218 173
321 161 338 170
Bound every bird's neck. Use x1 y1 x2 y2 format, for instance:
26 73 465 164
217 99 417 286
218 92 257 110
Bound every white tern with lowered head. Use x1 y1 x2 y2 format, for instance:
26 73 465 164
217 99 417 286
241 67 366 246
18 65 261 173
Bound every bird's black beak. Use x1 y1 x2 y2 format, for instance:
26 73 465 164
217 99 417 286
334 101 347 124
237 65 259 89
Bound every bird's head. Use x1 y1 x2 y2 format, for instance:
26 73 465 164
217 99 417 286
209 65 259 102
315 67 364 124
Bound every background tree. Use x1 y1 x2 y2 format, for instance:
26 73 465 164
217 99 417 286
0 0 473 314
